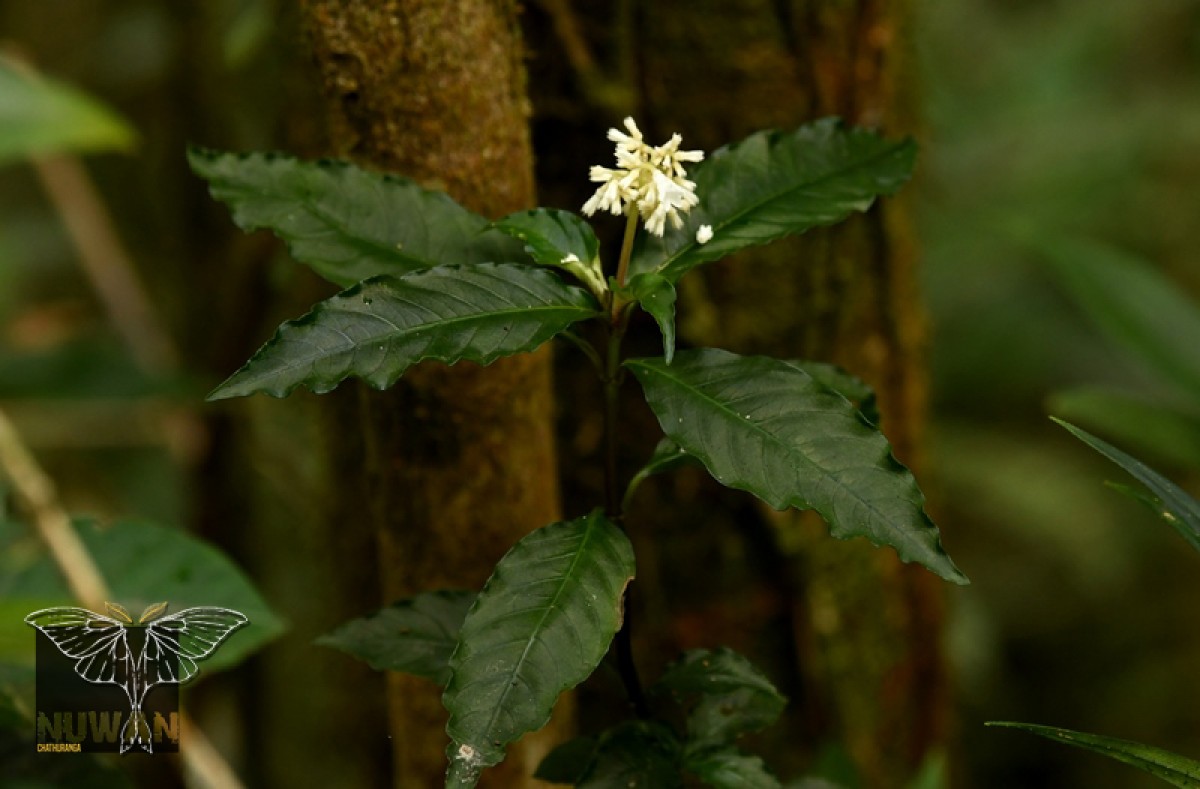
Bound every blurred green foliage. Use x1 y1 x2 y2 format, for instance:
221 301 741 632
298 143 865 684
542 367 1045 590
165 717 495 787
919 0 1200 786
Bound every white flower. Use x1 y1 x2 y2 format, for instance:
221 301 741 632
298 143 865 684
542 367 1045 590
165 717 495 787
582 117 704 236
696 225 713 244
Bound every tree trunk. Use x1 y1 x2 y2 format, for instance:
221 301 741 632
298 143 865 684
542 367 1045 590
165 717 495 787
299 2 568 786
643 2 946 785
527 1 945 785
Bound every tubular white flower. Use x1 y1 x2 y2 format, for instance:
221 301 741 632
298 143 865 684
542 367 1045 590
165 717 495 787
696 224 714 244
582 117 704 236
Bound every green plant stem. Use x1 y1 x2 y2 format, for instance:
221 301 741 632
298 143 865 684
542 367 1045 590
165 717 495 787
559 328 605 376
602 315 647 717
602 213 648 715
613 210 639 294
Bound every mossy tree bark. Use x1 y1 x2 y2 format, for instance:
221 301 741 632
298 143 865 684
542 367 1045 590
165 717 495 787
299 2 568 786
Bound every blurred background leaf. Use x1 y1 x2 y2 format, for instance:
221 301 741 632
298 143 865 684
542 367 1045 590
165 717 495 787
0 56 135 165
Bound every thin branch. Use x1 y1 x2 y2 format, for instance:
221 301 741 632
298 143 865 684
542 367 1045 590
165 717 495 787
33 154 180 374
0 406 243 789
3 51 181 375
0 407 106 610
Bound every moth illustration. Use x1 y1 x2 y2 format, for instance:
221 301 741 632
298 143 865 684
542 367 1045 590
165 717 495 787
26 602 248 753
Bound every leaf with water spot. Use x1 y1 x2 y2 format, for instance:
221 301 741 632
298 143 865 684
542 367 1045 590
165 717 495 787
442 511 635 788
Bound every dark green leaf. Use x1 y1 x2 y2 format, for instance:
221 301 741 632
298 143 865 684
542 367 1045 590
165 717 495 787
988 722 1200 788
1038 237 1200 398
629 119 916 283
622 273 678 363
1048 387 1200 468
627 349 966 583
1 520 284 673
0 59 134 165
494 208 600 270
654 648 786 747
1104 481 1165 514
622 438 703 511
785 360 879 426
1054 418 1200 553
443 512 636 787
685 746 781 789
210 263 600 400
534 736 599 784
577 722 683 789
316 590 474 685
187 149 526 287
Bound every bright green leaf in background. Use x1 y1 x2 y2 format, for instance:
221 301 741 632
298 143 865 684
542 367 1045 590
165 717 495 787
629 119 916 283
627 349 966 583
187 149 526 288
209 263 600 400
0 58 135 165
443 512 635 788
1039 237 1200 399
0 519 284 673
988 722 1200 788
316 590 474 685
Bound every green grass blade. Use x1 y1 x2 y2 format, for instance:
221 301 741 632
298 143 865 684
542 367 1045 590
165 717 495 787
1055 417 1200 553
988 722 1200 788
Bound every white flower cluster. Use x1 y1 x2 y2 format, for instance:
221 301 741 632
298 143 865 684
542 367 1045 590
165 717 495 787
582 118 704 236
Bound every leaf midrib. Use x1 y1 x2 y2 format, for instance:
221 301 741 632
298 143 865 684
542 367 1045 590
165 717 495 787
233 302 595 385
472 518 604 749
629 358 929 555
650 137 909 278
